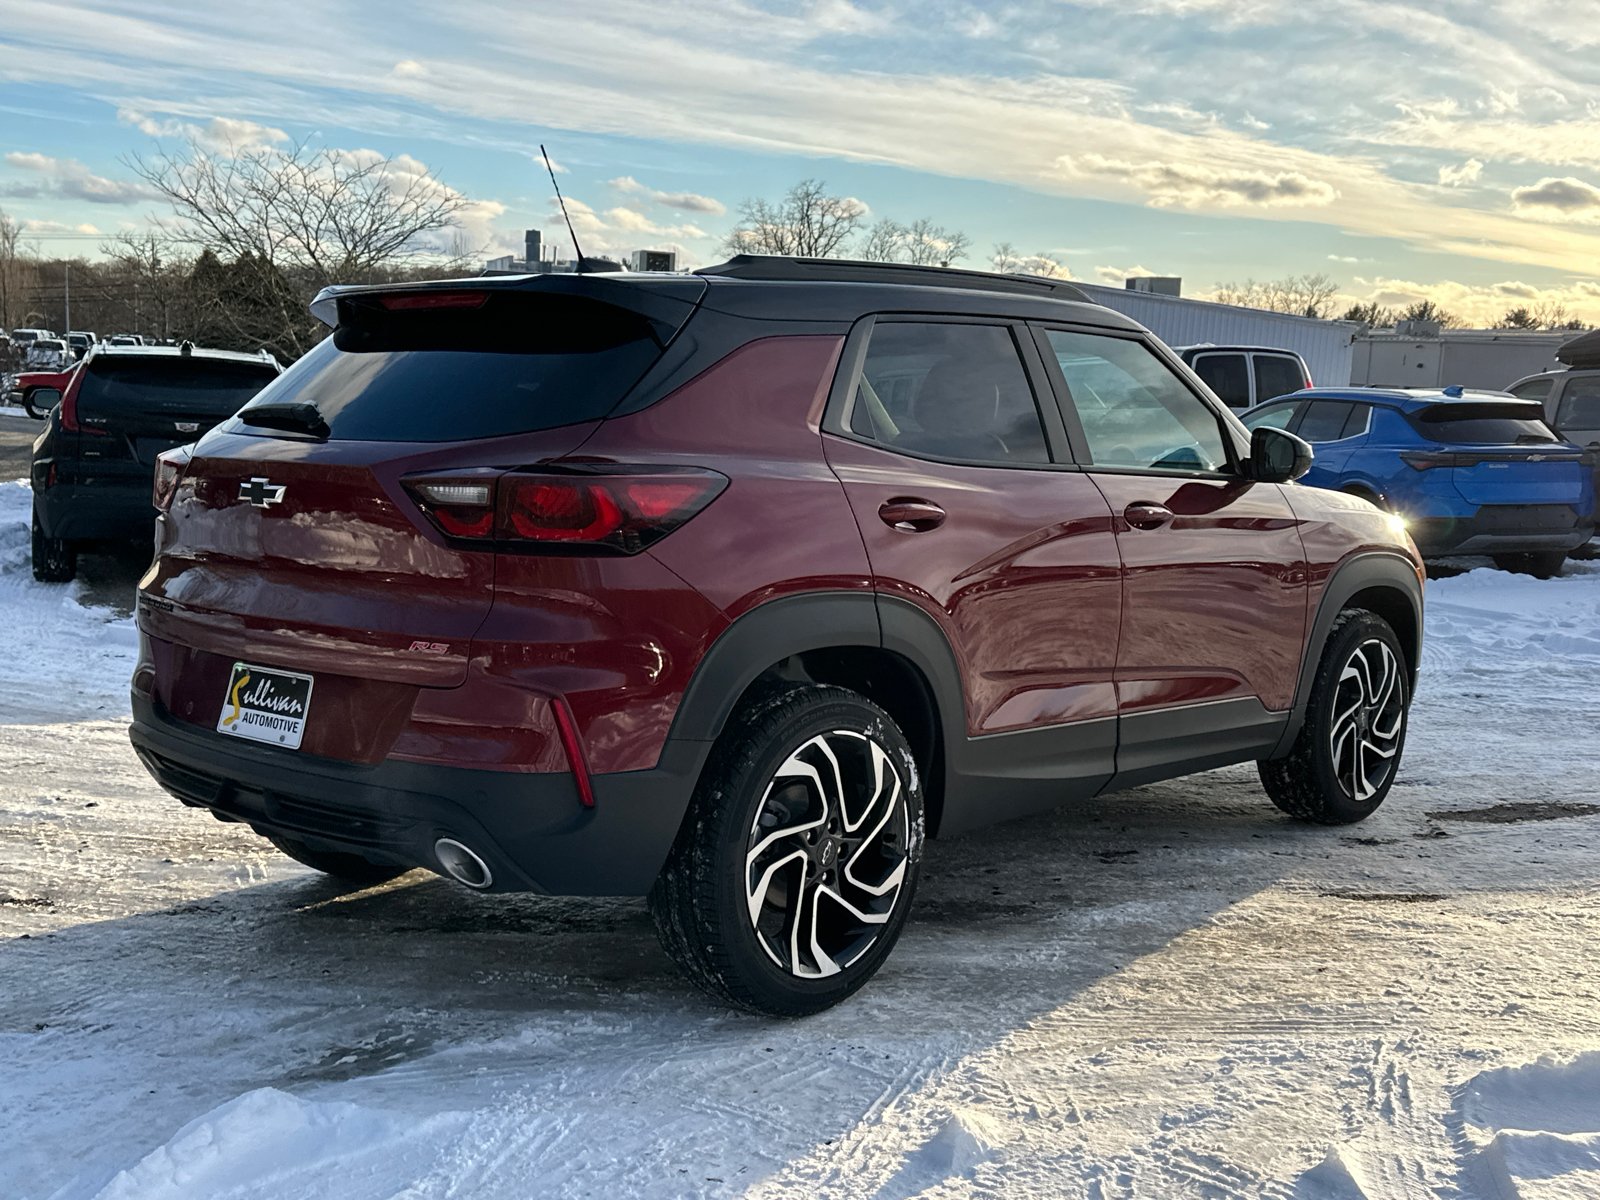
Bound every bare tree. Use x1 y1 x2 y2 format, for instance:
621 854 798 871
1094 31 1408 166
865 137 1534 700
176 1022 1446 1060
98 232 195 341
0 208 40 334
1400 298 1464 329
723 179 866 258
1212 273 1341 319
991 243 1069 278
128 138 471 290
1343 301 1395 326
858 217 971 266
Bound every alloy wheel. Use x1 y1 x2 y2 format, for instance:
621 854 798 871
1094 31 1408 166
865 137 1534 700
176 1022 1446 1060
743 730 910 978
1329 638 1405 801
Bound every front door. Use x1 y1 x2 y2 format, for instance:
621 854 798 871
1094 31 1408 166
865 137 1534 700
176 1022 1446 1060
822 318 1123 828
1034 326 1308 785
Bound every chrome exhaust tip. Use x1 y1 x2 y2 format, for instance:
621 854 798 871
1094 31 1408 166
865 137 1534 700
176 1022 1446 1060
434 838 493 889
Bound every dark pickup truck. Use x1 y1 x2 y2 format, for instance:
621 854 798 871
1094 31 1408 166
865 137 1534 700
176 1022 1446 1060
27 344 281 581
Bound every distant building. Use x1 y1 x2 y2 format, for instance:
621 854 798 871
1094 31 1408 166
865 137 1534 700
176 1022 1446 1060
1348 329 1583 391
1125 276 1182 297
631 249 678 273
482 230 679 276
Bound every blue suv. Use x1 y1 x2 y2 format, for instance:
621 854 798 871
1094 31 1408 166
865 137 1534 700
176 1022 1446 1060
1242 387 1595 577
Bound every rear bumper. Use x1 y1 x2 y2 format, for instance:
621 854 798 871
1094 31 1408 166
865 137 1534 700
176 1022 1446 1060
128 691 704 896
33 481 155 542
1409 505 1595 557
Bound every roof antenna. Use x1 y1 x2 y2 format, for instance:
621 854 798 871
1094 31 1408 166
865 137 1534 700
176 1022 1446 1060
541 145 586 273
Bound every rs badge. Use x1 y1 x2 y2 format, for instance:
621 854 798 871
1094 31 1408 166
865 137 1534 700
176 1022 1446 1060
239 477 286 507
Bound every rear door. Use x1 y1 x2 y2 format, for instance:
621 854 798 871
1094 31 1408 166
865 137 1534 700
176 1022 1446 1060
1292 399 1368 488
823 317 1123 810
1035 326 1307 781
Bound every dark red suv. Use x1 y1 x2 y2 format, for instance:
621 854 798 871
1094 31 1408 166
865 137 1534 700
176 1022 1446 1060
130 257 1423 1015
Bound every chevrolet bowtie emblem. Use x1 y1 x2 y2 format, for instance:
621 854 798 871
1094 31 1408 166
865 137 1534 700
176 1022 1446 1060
238 477 287 508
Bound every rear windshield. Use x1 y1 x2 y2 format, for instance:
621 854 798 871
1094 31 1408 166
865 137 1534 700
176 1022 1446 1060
78 359 279 416
1408 402 1556 445
234 291 663 442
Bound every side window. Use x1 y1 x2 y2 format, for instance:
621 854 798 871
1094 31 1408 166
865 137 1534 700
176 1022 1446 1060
1339 403 1371 440
1045 330 1230 473
1296 401 1356 443
1556 378 1600 431
1242 402 1299 431
1192 353 1249 407
848 323 1049 465
1508 378 1553 403
1252 354 1306 404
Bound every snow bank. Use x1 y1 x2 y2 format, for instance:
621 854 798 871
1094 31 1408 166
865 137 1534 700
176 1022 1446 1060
1459 1054 1600 1200
86 1088 469 1200
0 480 138 723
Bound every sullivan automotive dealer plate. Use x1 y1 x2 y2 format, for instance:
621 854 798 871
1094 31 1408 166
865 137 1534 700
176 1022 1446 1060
216 662 314 749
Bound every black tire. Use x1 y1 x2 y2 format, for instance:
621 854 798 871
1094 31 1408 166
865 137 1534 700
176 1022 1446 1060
1259 609 1409 825
649 683 924 1017
1491 551 1566 579
268 835 409 885
31 503 76 583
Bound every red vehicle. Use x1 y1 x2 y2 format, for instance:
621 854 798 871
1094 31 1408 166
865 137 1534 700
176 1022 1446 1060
131 258 1423 1015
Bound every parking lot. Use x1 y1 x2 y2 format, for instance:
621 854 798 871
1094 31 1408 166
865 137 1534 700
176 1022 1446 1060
3 474 1598 1199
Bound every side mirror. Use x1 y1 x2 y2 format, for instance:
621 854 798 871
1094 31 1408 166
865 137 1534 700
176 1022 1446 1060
22 388 60 420
1249 426 1312 482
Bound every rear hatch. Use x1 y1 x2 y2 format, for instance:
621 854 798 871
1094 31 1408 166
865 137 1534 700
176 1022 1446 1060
1404 401 1591 506
139 276 703 746
74 354 280 479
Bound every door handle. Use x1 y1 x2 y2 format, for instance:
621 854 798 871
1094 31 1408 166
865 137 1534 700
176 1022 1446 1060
878 498 946 532
1123 501 1174 530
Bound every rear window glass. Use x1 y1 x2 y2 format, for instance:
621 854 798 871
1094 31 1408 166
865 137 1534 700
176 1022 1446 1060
235 291 662 442
1296 401 1355 443
1409 402 1556 444
1192 353 1248 407
1253 354 1305 403
78 358 279 417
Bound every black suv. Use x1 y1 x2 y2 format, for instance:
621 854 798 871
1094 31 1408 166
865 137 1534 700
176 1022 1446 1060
30 345 281 581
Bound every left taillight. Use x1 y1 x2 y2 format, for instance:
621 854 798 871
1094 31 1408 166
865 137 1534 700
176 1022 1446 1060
153 446 192 512
402 464 728 554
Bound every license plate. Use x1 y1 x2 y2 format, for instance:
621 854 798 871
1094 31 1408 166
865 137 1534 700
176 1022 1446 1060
216 662 314 749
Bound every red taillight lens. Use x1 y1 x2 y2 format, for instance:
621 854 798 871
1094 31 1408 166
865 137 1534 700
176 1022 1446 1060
378 291 488 311
499 468 725 552
402 465 727 553
153 446 191 512
58 366 103 435
1400 450 1465 470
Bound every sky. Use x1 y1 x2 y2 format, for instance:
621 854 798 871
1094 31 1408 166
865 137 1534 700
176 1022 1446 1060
1 0 1599 325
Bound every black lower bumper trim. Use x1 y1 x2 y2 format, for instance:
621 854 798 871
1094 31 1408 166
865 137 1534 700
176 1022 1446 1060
129 693 706 896
1411 506 1594 557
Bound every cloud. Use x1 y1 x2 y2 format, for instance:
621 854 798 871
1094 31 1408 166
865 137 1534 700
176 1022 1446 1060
1438 158 1483 186
393 60 427 77
1510 175 1600 220
1060 154 1338 208
607 175 726 215
2 152 158 204
1095 264 1158 283
117 107 288 155
1328 254 1362 262
21 219 101 235
541 196 709 261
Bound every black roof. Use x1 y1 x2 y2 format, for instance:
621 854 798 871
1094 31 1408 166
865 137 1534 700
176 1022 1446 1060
697 255 1094 304
1557 328 1600 370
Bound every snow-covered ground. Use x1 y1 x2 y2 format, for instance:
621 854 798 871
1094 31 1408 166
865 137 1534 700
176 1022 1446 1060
2 480 1598 1200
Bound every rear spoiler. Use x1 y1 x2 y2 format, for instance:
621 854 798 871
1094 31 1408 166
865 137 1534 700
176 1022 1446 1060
309 274 707 348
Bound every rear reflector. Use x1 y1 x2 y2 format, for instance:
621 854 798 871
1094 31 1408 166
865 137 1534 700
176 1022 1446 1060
402 464 727 554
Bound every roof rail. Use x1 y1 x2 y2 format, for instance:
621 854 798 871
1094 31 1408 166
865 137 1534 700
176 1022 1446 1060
695 255 1095 304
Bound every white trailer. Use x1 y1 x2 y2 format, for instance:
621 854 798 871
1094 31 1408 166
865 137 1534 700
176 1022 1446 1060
1072 282 1360 387
1348 329 1581 392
